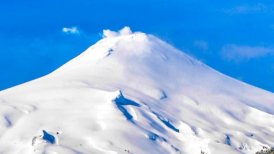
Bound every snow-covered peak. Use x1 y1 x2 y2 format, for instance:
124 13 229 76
54 28 210 100
0 27 273 154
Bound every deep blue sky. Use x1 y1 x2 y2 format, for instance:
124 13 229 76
0 0 273 92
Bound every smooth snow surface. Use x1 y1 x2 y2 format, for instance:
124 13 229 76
0 27 273 154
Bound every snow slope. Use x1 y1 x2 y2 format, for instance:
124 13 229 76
0 27 273 154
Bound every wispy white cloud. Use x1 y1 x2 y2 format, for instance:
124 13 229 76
103 26 133 38
119 26 132 35
221 44 274 62
193 40 208 51
225 3 268 14
102 29 118 38
62 27 80 34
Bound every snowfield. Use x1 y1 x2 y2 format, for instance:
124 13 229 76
0 27 273 154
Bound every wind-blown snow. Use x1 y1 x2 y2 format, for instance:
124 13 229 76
103 26 132 38
0 27 273 154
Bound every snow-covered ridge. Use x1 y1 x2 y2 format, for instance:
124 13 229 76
0 27 273 154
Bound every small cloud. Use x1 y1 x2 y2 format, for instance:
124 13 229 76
119 26 132 35
193 40 209 51
221 44 274 62
103 26 133 38
62 27 80 34
225 3 267 14
102 29 119 38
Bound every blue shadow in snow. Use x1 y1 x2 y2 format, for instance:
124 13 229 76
225 134 231 146
141 111 166 133
160 91 168 100
4 116 12 127
113 91 140 121
148 132 166 142
152 111 179 133
42 130 55 144
116 105 133 120
114 91 140 107
147 132 180 152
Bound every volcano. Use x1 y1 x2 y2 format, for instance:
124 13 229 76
0 27 273 154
